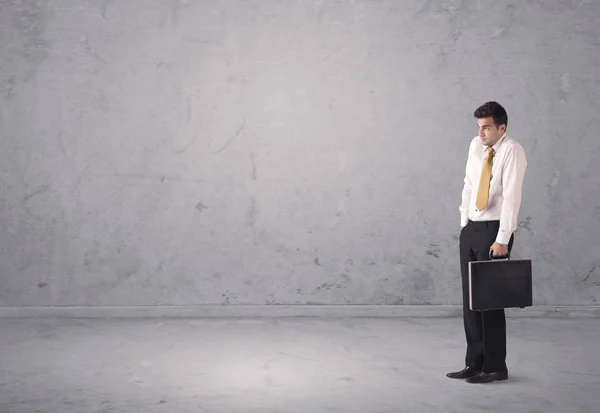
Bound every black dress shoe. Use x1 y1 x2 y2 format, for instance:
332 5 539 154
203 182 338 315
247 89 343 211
446 366 481 379
466 371 508 384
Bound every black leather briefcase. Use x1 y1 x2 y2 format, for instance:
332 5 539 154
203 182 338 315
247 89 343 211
468 253 533 311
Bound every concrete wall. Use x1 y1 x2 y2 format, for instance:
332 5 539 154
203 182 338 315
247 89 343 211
1 0 599 309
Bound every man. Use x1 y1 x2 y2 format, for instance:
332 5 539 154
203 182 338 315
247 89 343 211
447 101 527 384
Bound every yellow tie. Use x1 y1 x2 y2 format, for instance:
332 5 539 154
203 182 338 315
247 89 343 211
475 146 494 211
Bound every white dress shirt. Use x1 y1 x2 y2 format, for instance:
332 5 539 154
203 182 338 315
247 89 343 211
459 133 528 245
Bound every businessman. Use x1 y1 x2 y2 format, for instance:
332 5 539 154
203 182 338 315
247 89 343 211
447 101 527 384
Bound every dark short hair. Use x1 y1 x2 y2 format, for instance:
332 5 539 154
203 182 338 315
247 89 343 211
474 101 508 129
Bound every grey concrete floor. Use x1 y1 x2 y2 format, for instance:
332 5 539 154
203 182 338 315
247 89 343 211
0 317 599 413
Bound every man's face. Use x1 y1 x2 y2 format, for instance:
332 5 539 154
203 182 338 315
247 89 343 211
477 117 505 147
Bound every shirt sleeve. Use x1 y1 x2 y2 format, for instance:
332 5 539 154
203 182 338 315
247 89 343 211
496 144 527 244
459 140 474 227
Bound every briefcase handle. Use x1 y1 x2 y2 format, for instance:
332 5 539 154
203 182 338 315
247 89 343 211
489 250 510 260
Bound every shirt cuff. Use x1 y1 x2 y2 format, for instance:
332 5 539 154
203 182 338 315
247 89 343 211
461 216 469 227
495 231 512 245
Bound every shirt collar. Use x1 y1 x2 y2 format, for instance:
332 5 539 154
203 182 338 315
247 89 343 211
483 133 507 152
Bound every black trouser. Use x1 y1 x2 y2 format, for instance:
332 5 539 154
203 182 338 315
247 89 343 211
459 219 514 373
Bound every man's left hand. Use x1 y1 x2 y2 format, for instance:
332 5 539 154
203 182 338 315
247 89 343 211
489 242 508 258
